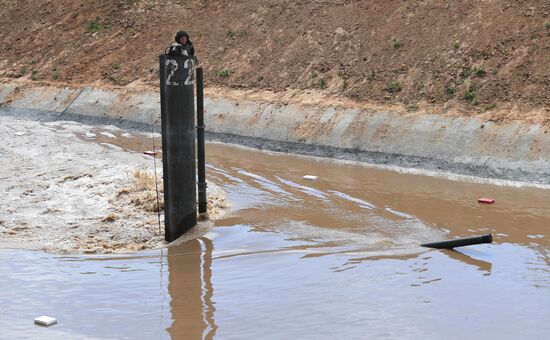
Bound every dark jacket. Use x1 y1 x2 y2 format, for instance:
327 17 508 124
174 30 195 58
181 41 195 57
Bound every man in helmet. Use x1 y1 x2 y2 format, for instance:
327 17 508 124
167 30 197 63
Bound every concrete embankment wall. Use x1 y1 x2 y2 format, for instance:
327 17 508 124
1 81 549 184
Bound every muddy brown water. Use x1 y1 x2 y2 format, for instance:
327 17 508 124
1 121 549 339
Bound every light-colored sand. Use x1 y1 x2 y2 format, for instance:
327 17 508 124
0 116 227 254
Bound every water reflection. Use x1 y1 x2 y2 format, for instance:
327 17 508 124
167 238 216 340
444 249 493 275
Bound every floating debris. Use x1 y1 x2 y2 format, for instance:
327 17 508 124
302 175 318 181
34 316 57 327
422 234 493 249
100 131 117 138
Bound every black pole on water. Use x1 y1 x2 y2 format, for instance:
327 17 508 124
421 234 492 249
159 54 197 242
196 67 207 215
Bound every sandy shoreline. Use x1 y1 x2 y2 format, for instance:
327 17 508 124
0 115 227 254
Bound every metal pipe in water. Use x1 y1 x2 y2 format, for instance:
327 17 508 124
421 234 493 249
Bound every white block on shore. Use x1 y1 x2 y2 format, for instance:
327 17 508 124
34 316 57 326
303 175 318 181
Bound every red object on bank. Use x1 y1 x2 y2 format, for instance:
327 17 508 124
478 198 495 204
144 151 158 156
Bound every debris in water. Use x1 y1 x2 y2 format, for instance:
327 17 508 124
303 175 318 181
0 116 228 254
34 316 57 326
128 170 164 212
421 234 493 249
14 132 26 136
100 131 117 138
478 198 495 204
101 213 118 223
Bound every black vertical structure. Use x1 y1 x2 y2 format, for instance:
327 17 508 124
159 54 197 242
196 67 207 215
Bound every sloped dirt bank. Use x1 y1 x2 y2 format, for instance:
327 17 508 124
1 0 548 123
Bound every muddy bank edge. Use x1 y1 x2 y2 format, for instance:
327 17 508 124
1 81 548 185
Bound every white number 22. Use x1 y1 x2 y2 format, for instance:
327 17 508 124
165 58 195 86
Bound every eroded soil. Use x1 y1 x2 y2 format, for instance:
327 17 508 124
0 0 549 124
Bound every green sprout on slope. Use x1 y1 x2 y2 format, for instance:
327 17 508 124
340 79 348 90
464 84 478 103
473 67 486 77
86 17 111 34
385 81 402 93
368 69 376 82
445 85 456 97
392 39 403 49
226 28 236 39
216 69 230 77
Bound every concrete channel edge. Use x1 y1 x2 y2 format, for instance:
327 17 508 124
1 81 548 185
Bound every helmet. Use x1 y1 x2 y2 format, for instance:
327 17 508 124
175 30 189 43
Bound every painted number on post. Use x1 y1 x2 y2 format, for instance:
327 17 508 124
184 58 195 85
165 58 195 86
166 59 179 86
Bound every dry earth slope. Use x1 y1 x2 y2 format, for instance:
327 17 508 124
0 0 549 124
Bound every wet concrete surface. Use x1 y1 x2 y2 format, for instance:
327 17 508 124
2 103 549 185
1 119 549 339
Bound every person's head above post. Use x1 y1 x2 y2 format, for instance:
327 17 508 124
168 30 196 61
175 30 189 45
